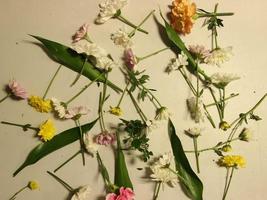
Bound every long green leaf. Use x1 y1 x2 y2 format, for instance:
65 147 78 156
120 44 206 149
31 35 122 93
168 119 203 200
13 119 98 176
114 133 133 189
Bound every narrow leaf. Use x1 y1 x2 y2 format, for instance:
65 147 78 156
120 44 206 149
13 119 98 176
30 35 122 93
168 119 203 200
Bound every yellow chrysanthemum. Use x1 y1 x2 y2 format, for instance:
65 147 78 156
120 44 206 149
218 155 246 168
38 119 56 142
28 95 52 113
109 106 123 116
170 0 196 35
28 181 39 190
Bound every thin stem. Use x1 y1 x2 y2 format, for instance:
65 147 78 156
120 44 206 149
65 73 103 105
222 168 235 200
54 150 82 173
1 121 39 131
75 120 85 166
206 93 239 107
116 15 148 34
98 92 105 132
96 152 111 189
203 104 216 128
0 93 11 103
139 84 162 108
197 12 234 18
137 47 169 62
43 65 62 99
70 57 88 87
129 10 155 37
47 171 74 192
116 82 129 107
178 67 197 96
9 185 28 200
128 90 147 123
208 87 223 122
153 182 161 200
193 137 200 173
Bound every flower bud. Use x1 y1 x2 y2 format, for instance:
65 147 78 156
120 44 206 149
239 128 252 142
28 181 39 190
222 145 232 152
219 121 230 131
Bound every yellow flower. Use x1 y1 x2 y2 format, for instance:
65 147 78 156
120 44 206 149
109 106 122 116
221 145 232 152
28 181 39 190
38 119 56 142
219 121 230 131
28 95 52 113
170 0 197 35
218 155 246 168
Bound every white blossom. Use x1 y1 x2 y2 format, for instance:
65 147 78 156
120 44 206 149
72 40 107 58
211 73 240 88
204 46 233 66
65 106 90 120
83 133 99 156
155 107 171 121
185 127 202 138
51 97 66 119
96 56 117 71
186 97 204 123
166 52 188 73
71 185 91 200
111 27 132 48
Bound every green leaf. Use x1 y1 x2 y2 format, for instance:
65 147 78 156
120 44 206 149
13 119 98 177
30 35 122 93
168 119 203 200
114 133 133 189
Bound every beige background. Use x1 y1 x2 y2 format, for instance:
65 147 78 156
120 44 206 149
0 0 267 199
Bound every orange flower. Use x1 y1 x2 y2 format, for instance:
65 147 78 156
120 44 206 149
170 0 196 35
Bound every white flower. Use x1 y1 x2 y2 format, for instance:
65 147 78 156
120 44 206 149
83 133 99 156
204 46 233 66
111 27 133 48
211 73 240 88
185 127 202 138
65 106 90 120
166 52 188 73
176 51 189 67
155 107 171 121
186 97 204 123
157 152 173 167
96 0 128 24
188 44 211 62
51 97 66 119
96 56 117 71
71 185 91 200
239 128 252 142
72 40 107 58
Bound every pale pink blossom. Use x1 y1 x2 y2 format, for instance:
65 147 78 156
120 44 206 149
7 80 27 99
105 187 134 200
95 131 115 146
72 23 89 43
65 106 90 120
124 48 137 70
188 44 211 62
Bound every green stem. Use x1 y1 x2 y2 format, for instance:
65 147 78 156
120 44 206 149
137 47 169 62
54 150 82 173
116 15 148 34
75 120 85 166
128 90 147 123
193 137 200 173
70 57 88 87
9 185 28 200
208 87 223 123
178 67 197 96
0 93 11 103
203 104 216 128
47 171 74 192
43 65 62 99
129 10 155 37
197 12 234 18
96 152 111 189
206 93 239 107
116 82 129 107
1 121 39 131
139 84 162 108
153 182 161 200
222 168 235 200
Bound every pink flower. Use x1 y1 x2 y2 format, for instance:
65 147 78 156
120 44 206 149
105 187 134 200
95 131 115 146
65 106 90 120
72 23 89 43
124 48 137 70
7 80 27 99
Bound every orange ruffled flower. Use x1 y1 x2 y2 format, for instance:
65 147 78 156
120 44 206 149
170 0 196 35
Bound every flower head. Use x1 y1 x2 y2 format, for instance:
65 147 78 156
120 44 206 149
185 127 202 138
219 121 230 131
96 56 117 71
72 23 89 43
188 44 211 62
109 106 123 116
204 47 233 66
65 106 90 120
222 145 232 152
83 133 99 156
105 187 134 200
217 155 246 169
155 106 171 121
211 73 240 88
170 0 197 35
96 0 128 24
124 48 137 70
7 80 28 99
95 131 116 146
51 98 66 119
166 52 188 73
28 96 52 113
72 40 107 58
186 97 204 123
28 181 39 190
38 119 56 142
111 28 133 48
239 128 252 142
71 185 91 200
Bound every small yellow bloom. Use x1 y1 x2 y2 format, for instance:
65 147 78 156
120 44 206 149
221 145 232 152
170 0 197 35
28 95 52 113
218 155 246 168
28 181 39 190
219 121 230 131
38 119 56 142
109 106 122 116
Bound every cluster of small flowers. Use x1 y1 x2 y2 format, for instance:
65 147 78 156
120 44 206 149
106 187 134 200
217 155 246 169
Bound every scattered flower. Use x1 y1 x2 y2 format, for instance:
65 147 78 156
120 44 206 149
96 56 117 71
186 97 204 123
109 106 123 116
38 119 56 142
51 98 66 119
124 48 138 70
72 40 107 58
204 47 233 66
65 106 90 120
95 131 115 146
185 127 202 138
239 128 252 142
28 181 39 190
155 106 171 120
157 152 173 167
83 133 99 156
219 121 230 131
28 95 52 113
221 145 232 152
105 187 134 200
7 80 28 99
166 52 189 74
111 27 133 48
71 185 91 200
72 23 89 43
217 155 246 169
170 0 197 35
96 0 128 24
211 73 240 88
188 44 211 62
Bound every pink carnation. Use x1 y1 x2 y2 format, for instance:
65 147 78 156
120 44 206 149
106 187 134 200
65 106 90 120
94 131 115 146
7 80 27 99
124 48 137 70
72 23 89 43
